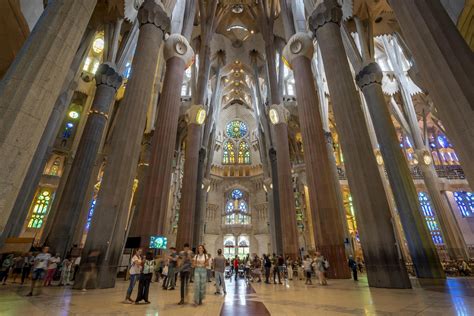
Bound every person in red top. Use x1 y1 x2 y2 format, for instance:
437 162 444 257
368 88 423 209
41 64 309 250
233 256 239 280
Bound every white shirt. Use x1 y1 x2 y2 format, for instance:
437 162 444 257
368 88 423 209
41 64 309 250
129 255 142 275
34 253 51 270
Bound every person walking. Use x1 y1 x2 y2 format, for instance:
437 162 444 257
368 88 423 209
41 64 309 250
178 243 193 305
11 254 24 283
124 248 142 303
80 249 100 291
166 247 178 290
59 257 73 286
135 251 154 304
213 249 227 295
314 252 328 286
286 257 293 281
303 255 313 285
193 245 209 305
21 252 34 285
263 254 271 284
153 255 162 283
44 253 60 286
27 246 51 296
233 256 239 281
0 254 14 285
272 254 281 284
348 255 358 281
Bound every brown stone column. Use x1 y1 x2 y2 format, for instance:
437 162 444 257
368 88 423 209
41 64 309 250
47 64 122 257
308 0 415 286
355 61 443 281
175 105 206 249
389 0 474 187
283 33 349 278
268 104 299 259
76 0 170 289
0 0 97 234
135 34 193 246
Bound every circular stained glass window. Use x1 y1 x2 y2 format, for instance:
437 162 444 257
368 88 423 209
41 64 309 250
231 189 243 200
226 120 248 139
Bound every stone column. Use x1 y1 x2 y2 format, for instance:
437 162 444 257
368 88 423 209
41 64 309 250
283 33 349 278
76 0 170 289
0 0 97 234
133 34 193 246
268 150 283 255
268 104 299 259
355 61 444 280
389 0 474 188
47 64 122 257
175 105 206 249
308 0 415 286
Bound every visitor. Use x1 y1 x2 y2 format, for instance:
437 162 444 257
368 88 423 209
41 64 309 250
251 255 262 282
207 253 213 282
124 248 142 303
21 252 34 285
286 257 293 281
303 255 313 285
0 254 14 285
135 251 154 304
166 247 178 290
11 254 24 283
233 255 239 280
263 254 271 284
297 258 304 280
356 257 364 273
277 255 285 283
178 243 193 305
348 255 358 281
193 244 209 305
59 257 73 286
80 249 100 291
459 259 471 276
72 255 81 281
153 255 162 283
272 254 281 284
44 253 60 286
27 246 51 296
161 259 169 289
314 252 328 286
213 249 226 295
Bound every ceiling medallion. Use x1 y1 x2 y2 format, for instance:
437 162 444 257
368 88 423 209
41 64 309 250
232 4 244 14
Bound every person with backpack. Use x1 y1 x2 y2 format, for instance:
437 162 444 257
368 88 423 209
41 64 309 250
135 251 155 304
193 245 209 305
314 252 328 286
348 255 358 281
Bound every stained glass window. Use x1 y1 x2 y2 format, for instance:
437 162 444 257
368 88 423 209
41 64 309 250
231 189 243 200
226 120 248 139
85 198 96 230
238 141 251 164
226 201 234 213
27 189 54 229
418 192 444 245
223 141 235 164
454 191 474 217
225 188 250 225
239 200 247 213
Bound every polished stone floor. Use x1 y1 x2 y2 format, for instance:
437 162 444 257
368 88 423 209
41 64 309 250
0 275 473 315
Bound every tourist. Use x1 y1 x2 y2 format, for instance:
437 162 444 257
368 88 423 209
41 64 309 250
161 259 169 289
233 255 239 280
135 251 154 304
0 254 14 285
356 257 364 273
124 248 142 303
166 247 178 290
72 255 81 281
27 246 51 296
272 254 281 284
207 253 213 282
21 252 34 285
178 243 193 305
286 257 293 281
153 255 162 283
193 245 209 305
80 249 100 291
303 255 313 285
314 252 328 286
459 260 471 276
348 255 358 281
251 255 262 282
263 254 271 284
11 254 24 283
297 258 304 280
59 257 73 286
213 249 226 295
44 253 60 286
277 255 285 283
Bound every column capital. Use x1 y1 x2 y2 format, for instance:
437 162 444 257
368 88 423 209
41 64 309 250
282 32 314 67
163 33 194 66
355 62 383 89
308 0 342 34
137 0 170 34
268 104 290 125
95 63 123 91
185 104 206 126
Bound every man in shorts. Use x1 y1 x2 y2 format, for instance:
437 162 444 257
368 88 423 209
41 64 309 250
27 246 51 296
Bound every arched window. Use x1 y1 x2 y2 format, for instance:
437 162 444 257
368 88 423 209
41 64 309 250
226 120 248 139
418 192 443 245
223 140 235 164
27 189 54 229
224 189 250 225
237 236 250 258
238 141 250 164
223 235 236 258
454 191 474 217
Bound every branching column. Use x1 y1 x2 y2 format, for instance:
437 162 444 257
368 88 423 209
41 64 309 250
76 0 170 289
48 64 122 257
308 0 415 286
389 0 474 187
135 34 193 246
283 33 349 278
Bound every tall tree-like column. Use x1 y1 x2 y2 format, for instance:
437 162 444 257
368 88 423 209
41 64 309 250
0 0 97 234
283 33 349 278
47 64 122 257
388 0 474 187
135 34 194 246
76 0 170 289
308 0 417 285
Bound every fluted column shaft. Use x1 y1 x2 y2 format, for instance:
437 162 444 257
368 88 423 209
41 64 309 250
309 0 415 286
47 64 122 257
135 33 193 247
76 0 170 289
284 34 349 278
0 0 97 234
355 61 443 281
389 0 474 188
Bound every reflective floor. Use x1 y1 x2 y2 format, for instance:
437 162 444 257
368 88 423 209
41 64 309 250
0 275 473 315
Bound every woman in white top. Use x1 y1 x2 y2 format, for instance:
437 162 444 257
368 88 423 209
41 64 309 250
193 245 209 305
125 249 142 303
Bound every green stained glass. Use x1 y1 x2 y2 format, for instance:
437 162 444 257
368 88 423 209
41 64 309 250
226 120 248 139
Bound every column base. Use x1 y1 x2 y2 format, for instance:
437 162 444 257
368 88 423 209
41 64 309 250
366 263 412 289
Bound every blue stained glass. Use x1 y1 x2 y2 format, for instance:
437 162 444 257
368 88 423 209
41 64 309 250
85 199 96 230
239 200 247 213
454 191 474 217
226 120 248 139
418 192 444 245
231 189 243 200
437 135 447 148
226 201 234 213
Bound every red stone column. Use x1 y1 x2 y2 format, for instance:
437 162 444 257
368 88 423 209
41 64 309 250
283 33 349 278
